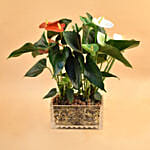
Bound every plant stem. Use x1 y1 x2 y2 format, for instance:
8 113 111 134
103 57 112 72
95 29 98 43
103 58 115 81
107 58 115 73
99 63 103 70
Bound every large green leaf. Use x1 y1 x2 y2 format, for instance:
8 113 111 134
82 43 99 56
48 44 59 68
74 52 84 72
100 44 132 68
34 32 48 49
84 55 105 91
106 40 140 51
8 43 36 58
25 58 47 77
65 55 81 89
32 32 49 57
49 45 70 76
53 48 70 76
66 88 74 103
63 31 81 51
43 88 57 99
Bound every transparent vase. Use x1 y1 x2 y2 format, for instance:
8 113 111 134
50 102 103 129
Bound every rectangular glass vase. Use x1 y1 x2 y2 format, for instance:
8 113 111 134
50 103 103 129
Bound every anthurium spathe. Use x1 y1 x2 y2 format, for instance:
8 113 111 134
92 17 114 28
39 20 65 32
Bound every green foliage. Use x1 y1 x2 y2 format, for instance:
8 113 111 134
74 52 84 72
106 40 140 51
97 54 107 64
8 13 140 103
43 88 57 99
63 31 81 52
101 72 119 79
25 58 47 77
8 43 37 58
80 16 89 24
32 32 49 57
59 18 72 29
34 32 48 49
94 91 102 101
66 88 74 103
47 31 58 39
48 45 70 76
82 43 99 56
86 12 93 21
82 25 95 44
65 54 81 89
100 44 132 68
84 55 105 91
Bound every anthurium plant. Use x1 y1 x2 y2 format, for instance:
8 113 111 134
8 13 140 105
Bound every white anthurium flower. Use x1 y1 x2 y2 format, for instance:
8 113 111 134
97 32 123 46
97 32 106 46
113 33 123 40
92 17 114 28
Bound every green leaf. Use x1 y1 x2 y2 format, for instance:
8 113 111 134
48 44 59 69
106 40 140 51
32 32 49 57
65 55 81 89
101 71 119 79
80 16 89 24
86 23 106 34
97 54 107 64
8 43 36 58
47 31 58 39
43 88 57 99
82 25 96 44
34 32 48 49
82 44 99 56
25 58 47 77
86 12 93 21
74 52 84 72
94 91 102 101
100 44 132 68
59 18 72 29
75 23 81 33
66 88 74 103
60 76 70 85
53 49 69 76
49 45 70 76
63 31 81 51
84 55 105 91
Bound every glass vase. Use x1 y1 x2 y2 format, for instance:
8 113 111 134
50 102 103 129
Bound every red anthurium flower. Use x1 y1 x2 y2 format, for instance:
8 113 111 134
39 20 65 32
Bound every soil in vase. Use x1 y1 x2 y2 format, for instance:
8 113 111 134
51 95 103 129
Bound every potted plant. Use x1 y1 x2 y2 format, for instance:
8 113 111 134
8 13 140 129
